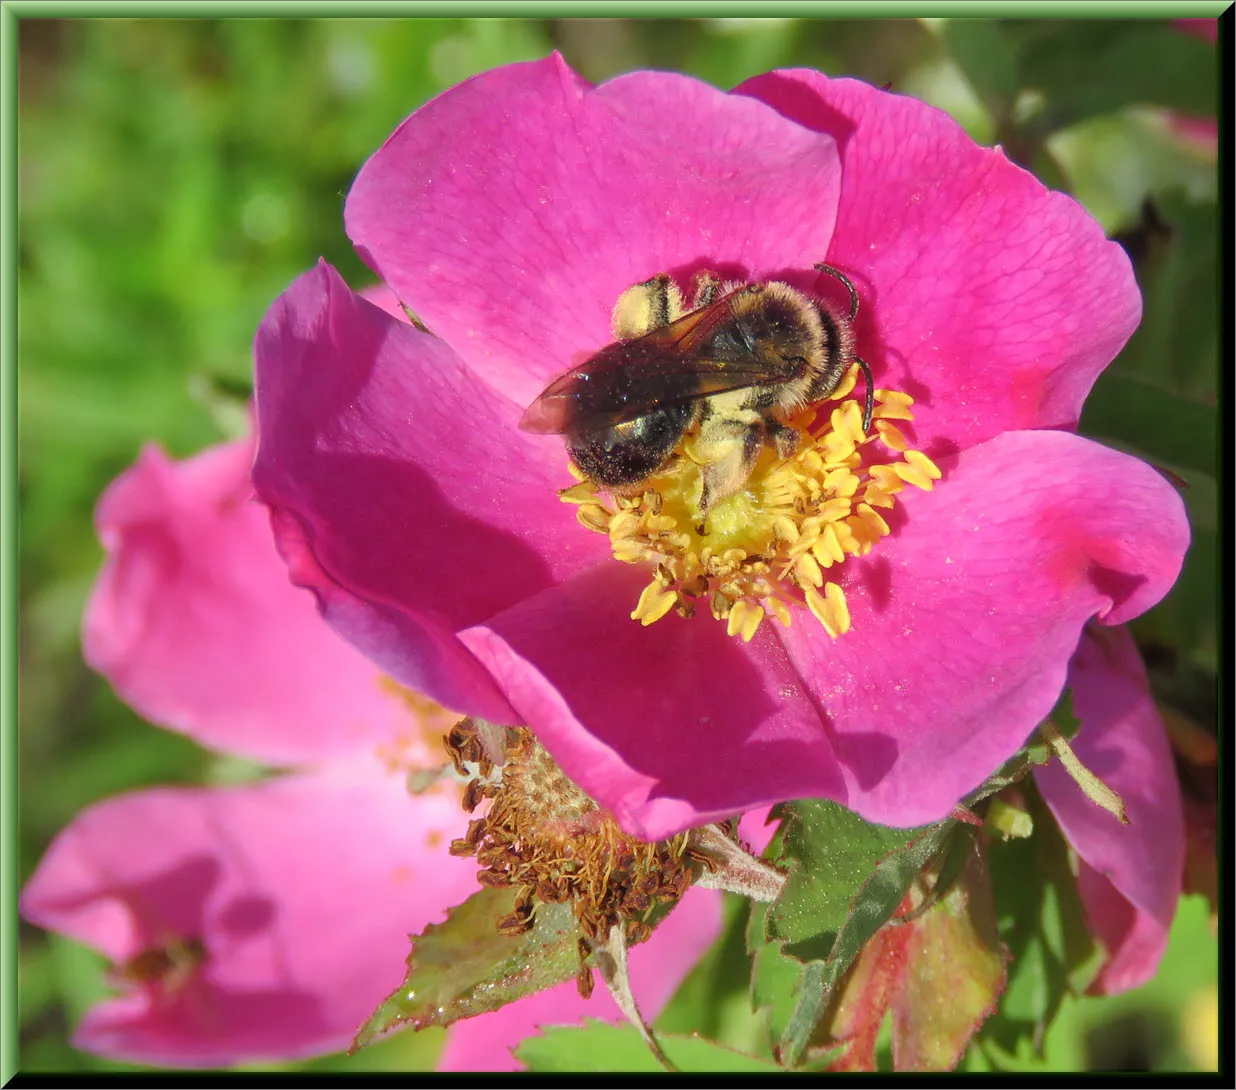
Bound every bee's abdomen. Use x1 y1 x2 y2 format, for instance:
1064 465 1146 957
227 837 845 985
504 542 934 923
567 404 694 488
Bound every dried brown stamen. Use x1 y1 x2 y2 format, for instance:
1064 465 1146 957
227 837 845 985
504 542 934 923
444 720 706 996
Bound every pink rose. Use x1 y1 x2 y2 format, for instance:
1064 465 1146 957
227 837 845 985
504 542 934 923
252 58 1188 846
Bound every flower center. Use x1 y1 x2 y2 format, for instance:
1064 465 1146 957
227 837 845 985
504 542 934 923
108 935 207 996
560 364 940 642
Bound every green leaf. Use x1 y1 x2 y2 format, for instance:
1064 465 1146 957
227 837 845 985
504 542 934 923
1013 21 1216 129
767 799 934 949
963 743 1052 807
516 1020 784 1073
780 823 964 1066
1135 192 1219 404
766 801 958 1065
890 846 1007 1070
1048 112 1217 236
749 747 1052 1067
747 899 804 1050
1080 373 1215 480
351 887 583 1050
979 783 1100 1059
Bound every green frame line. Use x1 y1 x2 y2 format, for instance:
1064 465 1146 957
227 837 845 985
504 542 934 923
0 1 1231 17
2 4 17 1084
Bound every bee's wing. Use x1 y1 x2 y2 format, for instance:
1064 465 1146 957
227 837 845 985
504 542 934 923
519 292 799 435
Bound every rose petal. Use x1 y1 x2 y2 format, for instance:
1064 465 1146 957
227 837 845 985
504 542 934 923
346 54 844 407
253 261 613 721
460 563 844 841
358 282 407 320
1035 626 1185 993
736 71 1141 455
778 429 1189 828
20 763 476 1067
436 886 722 1071
83 438 448 766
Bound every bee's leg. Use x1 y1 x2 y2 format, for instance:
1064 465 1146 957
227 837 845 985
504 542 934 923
612 274 685 338
767 419 802 461
690 270 722 310
694 410 763 530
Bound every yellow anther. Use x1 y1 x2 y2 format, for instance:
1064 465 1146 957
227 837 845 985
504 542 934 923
805 582 851 638
875 420 909 452
893 458 936 491
813 522 846 566
576 504 612 533
875 389 914 411
855 502 890 536
862 483 896 508
904 449 942 480
767 597 793 628
794 551 824 588
823 468 860 497
726 598 764 642
867 463 904 493
816 497 852 523
844 400 869 443
608 511 641 537
827 361 859 401
773 516 800 544
631 582 677 626
611 539 646 563
559 482 598 505
644 513 678 534
872 403 914 422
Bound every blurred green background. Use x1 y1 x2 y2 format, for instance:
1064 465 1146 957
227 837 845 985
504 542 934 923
15 16 1219 1073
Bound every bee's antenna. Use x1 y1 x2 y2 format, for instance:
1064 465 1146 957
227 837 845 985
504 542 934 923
815 263 874 433
855 355 874 435
813 262 859 321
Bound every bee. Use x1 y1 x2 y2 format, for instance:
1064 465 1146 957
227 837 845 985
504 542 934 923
519 263 874 523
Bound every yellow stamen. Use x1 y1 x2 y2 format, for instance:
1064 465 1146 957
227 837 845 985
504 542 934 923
813 522 846 566
875 420 909 452
576 504 612 534
874 388 914 414
805 582 851 637
904 449 942 480
558 482 597 505
827 361 860 401
631 581 677 626
726 598 764 642
893 458 936 491
768 597 793 628
560 375 935 641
